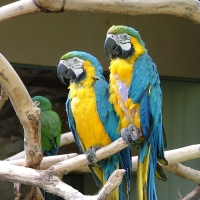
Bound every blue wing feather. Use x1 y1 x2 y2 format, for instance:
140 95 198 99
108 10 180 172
128 54 152 103
128 53 166 199
66 94 84 154
66 93 103 187
94 78 132 199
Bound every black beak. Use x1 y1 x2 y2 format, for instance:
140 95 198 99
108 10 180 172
104 36 122 59
57 62 68 85
66 68 76 80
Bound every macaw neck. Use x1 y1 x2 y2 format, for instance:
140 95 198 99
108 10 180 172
127 37 146 65
70 75 96 88
70 60 98 87
109 58 133 86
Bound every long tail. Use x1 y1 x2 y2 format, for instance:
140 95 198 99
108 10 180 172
119 146 132 200
100 154 124 200
137 140 158 200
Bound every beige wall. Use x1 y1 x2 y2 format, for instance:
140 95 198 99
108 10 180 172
0 1 200 79
1 2 200 200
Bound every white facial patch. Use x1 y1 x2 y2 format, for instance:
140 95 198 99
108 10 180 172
34 101 40 107
73 68 83 77
107 33 131 51
66 57 84 78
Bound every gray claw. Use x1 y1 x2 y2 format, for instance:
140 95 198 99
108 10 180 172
121 124 141 145
86 146 101 167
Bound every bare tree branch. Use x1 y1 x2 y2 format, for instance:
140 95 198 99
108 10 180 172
164 145 200 165
0 86 8 110
98 169 125 200
0 54 42 168
0 54 43 199
5 132 74 161
5 151 28 161
1 114 200 196
163 163 200 184
0 163 124 200
181 185 200 200
3 139 200 182
60 132 75 146
0 0 200 24
3 154 78 169
14 184 44 200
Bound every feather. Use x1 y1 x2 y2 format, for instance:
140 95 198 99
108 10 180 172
105 25 168 200
32 96 62 157
61 51 132 200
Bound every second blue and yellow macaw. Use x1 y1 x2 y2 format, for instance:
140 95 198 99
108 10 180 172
104 25 168 200
57 51 132 200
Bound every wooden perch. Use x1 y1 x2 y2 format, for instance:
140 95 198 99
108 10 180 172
163 163 200 184
182 185 200 200
3 138 200 183
0 137 129 198
1 131 200 197
0 0 200 24
5 143 200 173
0 54 43 199
98 169 125 200
0 86 8 110
5 132 74 161
0 162 124 200
0 54 42 168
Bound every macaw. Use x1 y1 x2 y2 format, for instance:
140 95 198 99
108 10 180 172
32 96 61 156
57 51 134 200
104 25 168 200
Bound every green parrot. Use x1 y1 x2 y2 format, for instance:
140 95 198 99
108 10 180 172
32 96 61 156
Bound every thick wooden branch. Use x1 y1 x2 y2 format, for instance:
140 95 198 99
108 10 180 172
4 139 200 181
182 185 200 200
0 86 8 110
14 184 44 200
0 0 200 23
98 169 125 200
0 163 124 200
3 153 78 169
1 137 200 196
0 54 42 168
46 137 128 177
4 132 200 173
163 163 200 184
5 132 75 161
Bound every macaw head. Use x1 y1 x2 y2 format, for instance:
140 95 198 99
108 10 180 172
32 96 52 111
57 51 103 85
104 25 146 60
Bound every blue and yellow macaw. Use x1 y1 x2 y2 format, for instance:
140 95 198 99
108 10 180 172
57 51 132 200
104 25 168 200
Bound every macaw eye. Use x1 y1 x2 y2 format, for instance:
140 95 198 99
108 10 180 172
34 101 40 107
73 58 79 63
122 34 128 40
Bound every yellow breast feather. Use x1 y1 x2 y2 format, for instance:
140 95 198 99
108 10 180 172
69 61 111 151
109 58 141 131
127 37 146 65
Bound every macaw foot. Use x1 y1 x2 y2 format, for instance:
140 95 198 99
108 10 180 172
121 124 141 145
86 146 102 167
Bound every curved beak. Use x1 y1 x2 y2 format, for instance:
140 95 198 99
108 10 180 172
57 61 68 85
104 36 122 59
